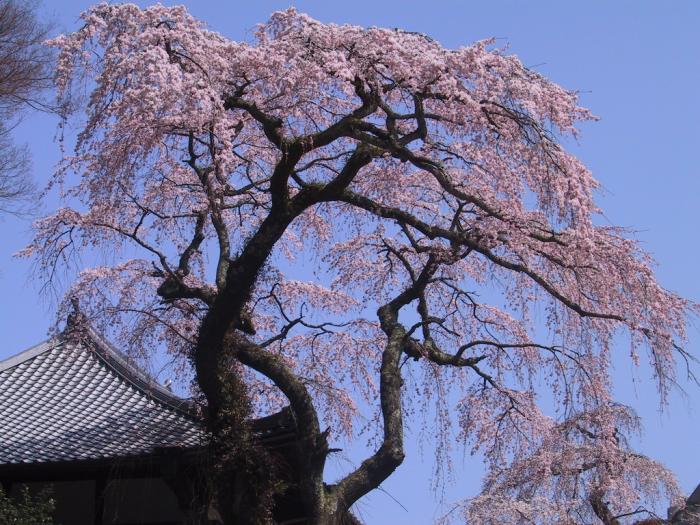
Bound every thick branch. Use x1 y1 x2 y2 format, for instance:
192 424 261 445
232 335 329 517
178 211 206 275
590 492 621 525
335 317 406 510
335 259 437 510
223 95 286 149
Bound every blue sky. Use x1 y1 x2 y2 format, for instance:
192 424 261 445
1 1 699 523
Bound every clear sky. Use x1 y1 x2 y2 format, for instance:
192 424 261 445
1 1 699 524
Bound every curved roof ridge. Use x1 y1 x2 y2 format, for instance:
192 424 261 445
62 325 200 419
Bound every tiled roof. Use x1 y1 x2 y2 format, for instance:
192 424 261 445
0 328 204 465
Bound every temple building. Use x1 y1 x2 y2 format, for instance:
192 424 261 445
0 324 301 525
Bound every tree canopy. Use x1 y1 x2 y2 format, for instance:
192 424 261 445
0 0 52 214
24 5 696 524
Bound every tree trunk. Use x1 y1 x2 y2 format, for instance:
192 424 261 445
193 330 280 524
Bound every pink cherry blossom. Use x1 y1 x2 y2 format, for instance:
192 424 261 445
23 4 697 522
